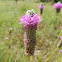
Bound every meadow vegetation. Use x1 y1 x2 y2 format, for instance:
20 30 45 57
0 0 62 62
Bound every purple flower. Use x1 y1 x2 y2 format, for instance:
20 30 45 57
20 14 41 30
5 37 9 40
54 1 62 13
9 27 12 30
54 3 62 9
39 3 45 9
20 10 42 56
60 26 62 29
39 6 45 9
60 50 62 53
39 3 45 14
60 36 62 40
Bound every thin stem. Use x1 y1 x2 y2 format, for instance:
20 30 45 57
46 30 62 62
28 56 30 62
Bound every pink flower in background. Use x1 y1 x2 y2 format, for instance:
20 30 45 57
39 3 45 9
54 1 62 13
39 3 45 14
60 36 62 40
9 27 12 30
5 37 9 40
60 26 62 29
54 3 62 9
60 50 62 53
20 14 41 30
39 6 45 9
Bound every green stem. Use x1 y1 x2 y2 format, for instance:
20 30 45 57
28 56 30 62
46 30 62 62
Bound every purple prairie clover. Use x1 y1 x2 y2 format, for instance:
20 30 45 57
39 6 45 9
5 37 9 40
39 3 45 15
8 27 12 35
20 9 41 56
60 26 62 29
60 50 62 53
9 27 12 30
24 29 37 55
60 36 62 40
20 14 41 30
54 1 62 13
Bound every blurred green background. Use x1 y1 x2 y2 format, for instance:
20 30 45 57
0 0 62 2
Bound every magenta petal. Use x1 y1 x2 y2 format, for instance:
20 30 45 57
60 26 62 29
54 3 62 9
60 36 62 40
39 6 45 9
60 50 62 53
19 14 41 30
5 37 9 40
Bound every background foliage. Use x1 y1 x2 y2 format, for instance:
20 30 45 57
0 0 62 2
54 0 62 2
0 0 62 62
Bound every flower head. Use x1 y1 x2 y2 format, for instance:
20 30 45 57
5 37 9 40
54 1 62 9
60 50 62 53
60 36 62 40
9 27 12 30
60 26 62 29
39 3 45 9
20 10 41 30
